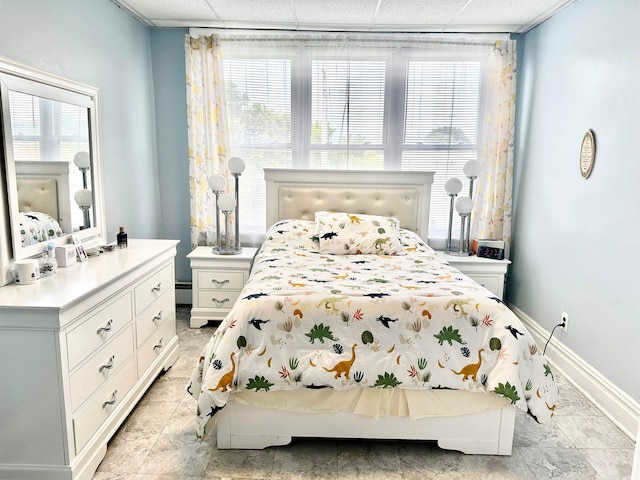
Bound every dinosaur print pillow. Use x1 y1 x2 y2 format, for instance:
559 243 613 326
314 211 405 255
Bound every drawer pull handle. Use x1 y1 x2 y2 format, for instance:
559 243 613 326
102 390 118 407
96 319 113 334
212 298 229 307
152 310 163 322
211 279 230 287
153 338 163 350
99 355 116 372
151 282 162 293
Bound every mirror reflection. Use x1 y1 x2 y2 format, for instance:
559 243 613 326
7 90 93 246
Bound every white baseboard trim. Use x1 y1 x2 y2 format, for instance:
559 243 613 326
510 304 639 441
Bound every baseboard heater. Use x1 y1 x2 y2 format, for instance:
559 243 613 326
175 281 192 306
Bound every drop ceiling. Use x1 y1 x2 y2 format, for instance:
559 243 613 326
113 0 575 34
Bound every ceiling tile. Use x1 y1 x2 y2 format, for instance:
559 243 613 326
212 0 297 24
294 0 379 27
117 0 219 23
374 0 469 28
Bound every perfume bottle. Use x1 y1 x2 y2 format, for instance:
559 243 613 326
117 226 128 249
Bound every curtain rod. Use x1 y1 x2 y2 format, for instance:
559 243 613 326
189 28 510 46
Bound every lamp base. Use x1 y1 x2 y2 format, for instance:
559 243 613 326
444 249 473 257
212 247 243 255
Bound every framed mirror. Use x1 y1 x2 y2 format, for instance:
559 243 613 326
0 57 105 286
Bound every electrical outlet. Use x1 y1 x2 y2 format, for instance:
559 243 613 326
561 311 569 333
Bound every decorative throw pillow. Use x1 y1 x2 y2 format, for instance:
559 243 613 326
314 211 404 255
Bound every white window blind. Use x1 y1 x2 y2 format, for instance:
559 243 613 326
221 37 489 243
9 90 89 164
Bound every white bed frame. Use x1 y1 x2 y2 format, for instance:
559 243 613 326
216 168 516 455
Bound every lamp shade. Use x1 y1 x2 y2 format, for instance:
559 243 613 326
444 177 463 195
208 174 227 192
218 193 236 212
74 189 92 208
228 157 246 175
455 196 473 215
463 160 482 178
73 151 90 170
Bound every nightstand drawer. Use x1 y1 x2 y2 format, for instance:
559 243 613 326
135 263 174 315
67 292 133 370
466 274 501 297
198 270 245 290
69 325 135 411
135 288 175 348
73 357 137 453
198 289 241 310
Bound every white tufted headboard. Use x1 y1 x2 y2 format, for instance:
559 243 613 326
264 169 434 240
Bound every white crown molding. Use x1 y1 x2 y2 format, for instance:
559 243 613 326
509 304 639 441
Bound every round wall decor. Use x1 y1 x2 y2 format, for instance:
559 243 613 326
579 129 596 179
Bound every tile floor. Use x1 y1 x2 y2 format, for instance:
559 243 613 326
92 306 636 480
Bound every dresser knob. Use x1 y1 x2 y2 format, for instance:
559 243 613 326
151 282 162 293
102 390 117 407
153 338 163 350
152 310 163 322
211 278 229 287
96 319 113 334
98 355 115 372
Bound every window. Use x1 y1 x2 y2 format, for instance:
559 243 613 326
221 37 489 244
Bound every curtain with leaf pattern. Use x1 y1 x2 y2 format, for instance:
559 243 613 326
471 39 517 258
185 34 231 249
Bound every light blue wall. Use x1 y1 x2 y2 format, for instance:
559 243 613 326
0 0 161 243
512 0 639 401
149 28 191 281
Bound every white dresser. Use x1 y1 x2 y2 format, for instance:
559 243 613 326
437 251 511 299
0 239 179 480
187 246 257 328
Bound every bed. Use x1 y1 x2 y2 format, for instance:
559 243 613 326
15 161 70 246
188 169 558 455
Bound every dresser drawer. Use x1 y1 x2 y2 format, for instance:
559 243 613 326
198 270 245 290
73 357 136 453
197 289 241 310
134 263 174 315
135 288 175 348
69 326 135 411
67 292 133 370
137 315 175 378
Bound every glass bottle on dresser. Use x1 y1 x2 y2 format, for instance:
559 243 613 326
117 227 128 249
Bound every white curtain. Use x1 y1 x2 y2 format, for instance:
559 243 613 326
471 39 517 257
185 34 232 249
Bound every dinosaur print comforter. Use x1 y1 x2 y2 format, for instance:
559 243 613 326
188 219 558 438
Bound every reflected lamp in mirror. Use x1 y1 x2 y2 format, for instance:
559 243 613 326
444 177 463 254
228 157 245 254
74 189 92 229
207 173 227 254
74 151 91 189
218 193 236 255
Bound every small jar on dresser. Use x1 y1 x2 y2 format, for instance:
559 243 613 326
187 246 258 328
0 239 180 480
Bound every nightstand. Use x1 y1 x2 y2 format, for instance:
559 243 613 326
437 251 511 299
187 246 258 328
